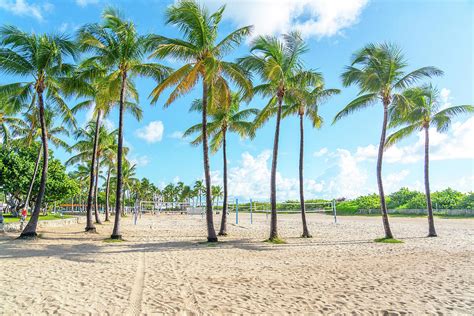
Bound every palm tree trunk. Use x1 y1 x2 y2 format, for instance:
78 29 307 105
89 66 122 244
424 126 437 237
85 109 102 232
377 102 394 239
23 145 42 213
218 129 228 236
105 166 111 222
299 114 311 238
94 153 102 224
20 92 48 238
111 72 127 239
202 81 218 242
269 91 284 241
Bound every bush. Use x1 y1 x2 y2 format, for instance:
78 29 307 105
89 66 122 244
456 192 474 209
432 188 464 209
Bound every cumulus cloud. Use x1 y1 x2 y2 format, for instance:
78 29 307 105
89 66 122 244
135 121 164 143
203 0 368 39
354 116 474 164
211 150 324 201
0 0 52 21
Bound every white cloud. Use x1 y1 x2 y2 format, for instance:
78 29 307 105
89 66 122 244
84 106 115 131
75 0 99 7
439 88 451 111
0 0 52 21
135 121 164 143
325 149 370 198
203 0 368 39
354 116 474 164
211 150 324 201
129 155 150 167
314 147 328 157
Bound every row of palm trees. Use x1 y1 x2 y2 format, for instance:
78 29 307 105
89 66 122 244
0 0 471 242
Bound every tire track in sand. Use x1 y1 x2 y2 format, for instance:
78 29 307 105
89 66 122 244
127 250 146 315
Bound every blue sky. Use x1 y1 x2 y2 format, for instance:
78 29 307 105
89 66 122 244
1 0 473 200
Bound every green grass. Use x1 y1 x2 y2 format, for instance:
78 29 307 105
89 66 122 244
2 213 72 224
264 237 287 244
374 238 404 244
103 238 125 243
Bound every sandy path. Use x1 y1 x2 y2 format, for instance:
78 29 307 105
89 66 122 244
0 213 473 315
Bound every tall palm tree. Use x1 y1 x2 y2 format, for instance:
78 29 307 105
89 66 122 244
386 84 473 237
184 92 258 235
63 58 142 231
14 106 71 215
67 122 119 225
0 26 77 238
148 0 252 242
333 43 443 239
79 7 169 239
102 137 118 221
239 32 319 241
283 79 340 238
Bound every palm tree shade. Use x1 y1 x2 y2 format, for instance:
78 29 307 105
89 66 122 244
334 43 443 239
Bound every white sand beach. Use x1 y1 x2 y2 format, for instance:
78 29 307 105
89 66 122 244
1 213 473 315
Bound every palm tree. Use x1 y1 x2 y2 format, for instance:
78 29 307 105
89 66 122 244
211 185 223 207
14 106 71 215
70 163 92 212
79 7 169 239
0 26 77 238
63 58 142 231
102 138 118 221
283 80 340 238
239 32 319 241
333 43 443 239
148 0 252 242
184 92 258 235
0 97 22 144
193 180 205 207
386 84 473 237
67 122 119 225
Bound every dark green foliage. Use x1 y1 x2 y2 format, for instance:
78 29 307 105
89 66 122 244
0 143 79 206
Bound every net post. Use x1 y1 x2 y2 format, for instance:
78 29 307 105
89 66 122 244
250 198 253 224
332 199 337 224
235 198 239 224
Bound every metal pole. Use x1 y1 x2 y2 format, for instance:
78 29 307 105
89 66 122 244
333 199 337 224
236 198 239 225
250 198 253 224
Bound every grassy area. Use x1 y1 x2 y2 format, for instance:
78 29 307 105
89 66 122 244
2 213 72 224
374 238 404 244
103 238 125 243
264 237 287 244
324 210 473 219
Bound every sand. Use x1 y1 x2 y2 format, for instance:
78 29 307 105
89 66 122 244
0 212 473 315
